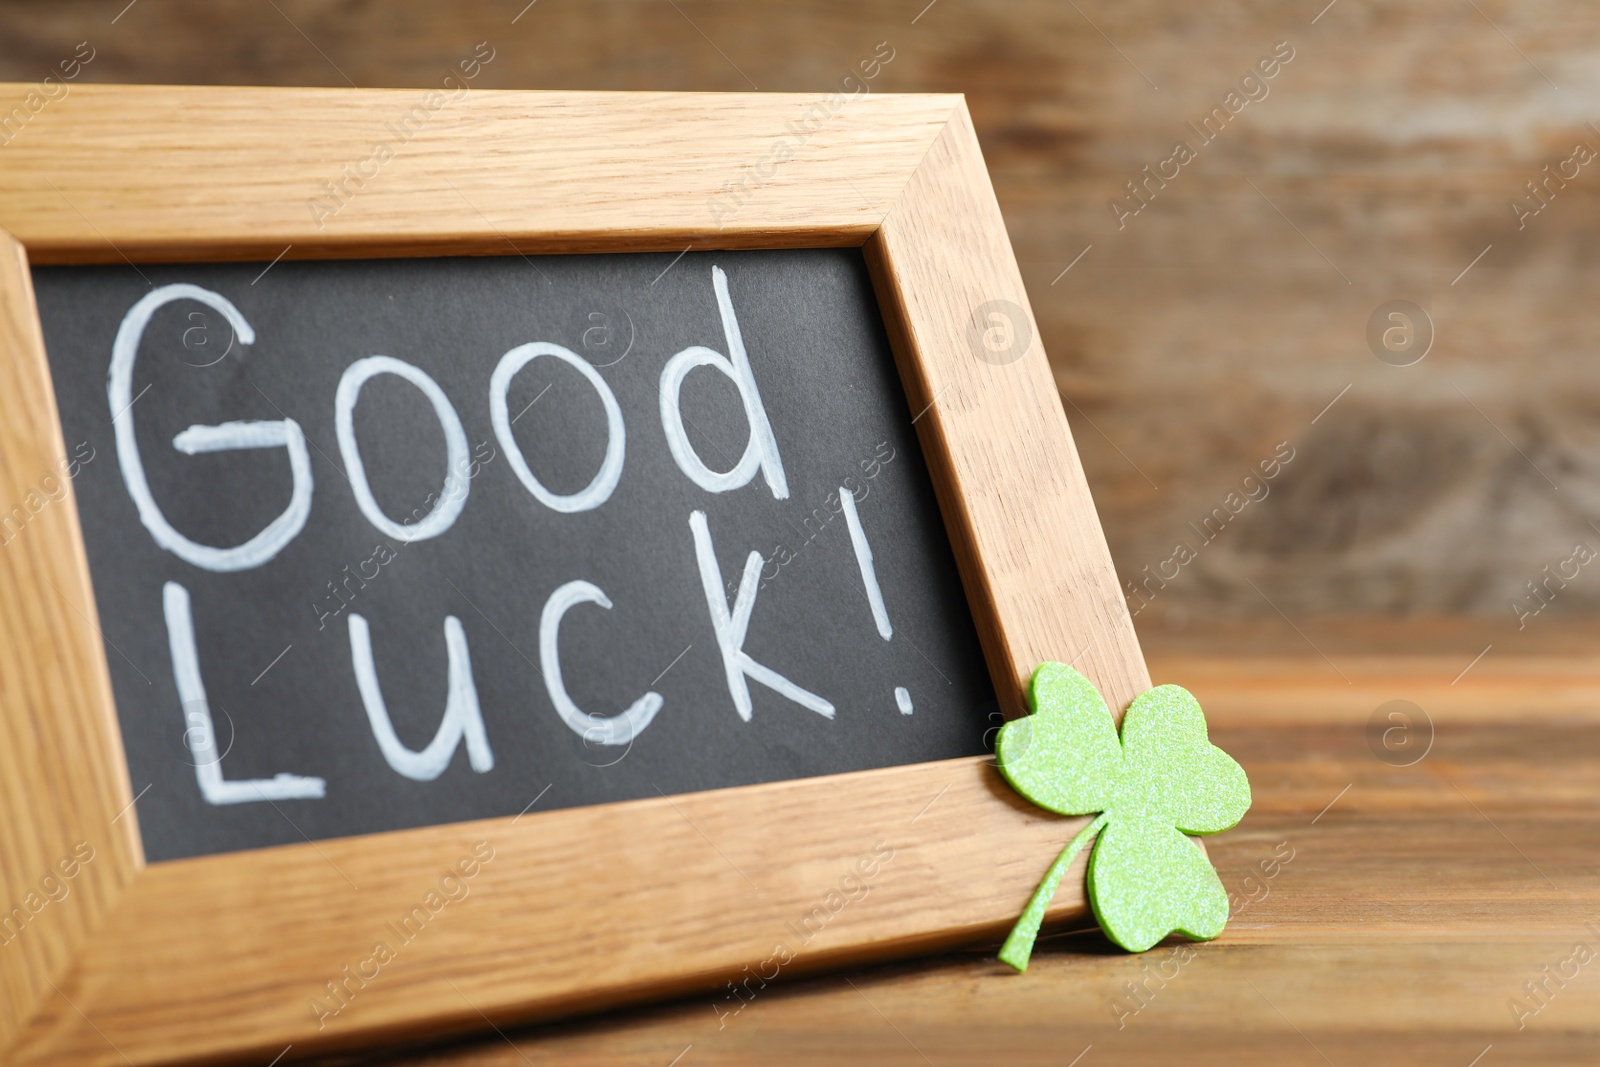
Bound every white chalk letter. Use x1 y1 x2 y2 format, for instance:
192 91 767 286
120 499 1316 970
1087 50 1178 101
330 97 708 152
839 486 892 640
347 613 494 781
490 343 625 513
111 285 313 572
163 581 326 804
539 580 663 746
659 266 788 499
336 355 470 542
689 510 833 721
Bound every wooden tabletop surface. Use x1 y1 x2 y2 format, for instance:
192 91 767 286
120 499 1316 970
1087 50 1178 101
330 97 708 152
324 655 1600 1066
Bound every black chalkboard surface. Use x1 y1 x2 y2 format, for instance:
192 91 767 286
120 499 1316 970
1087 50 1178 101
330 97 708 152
32 249 994 862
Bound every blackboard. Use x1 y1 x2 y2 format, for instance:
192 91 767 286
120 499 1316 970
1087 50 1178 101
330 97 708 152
31 248 995 863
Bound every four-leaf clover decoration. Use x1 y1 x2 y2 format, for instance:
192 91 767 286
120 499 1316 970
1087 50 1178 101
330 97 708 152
995 662 1251 967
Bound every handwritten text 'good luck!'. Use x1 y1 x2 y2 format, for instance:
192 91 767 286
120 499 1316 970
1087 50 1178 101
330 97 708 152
110 266 908 806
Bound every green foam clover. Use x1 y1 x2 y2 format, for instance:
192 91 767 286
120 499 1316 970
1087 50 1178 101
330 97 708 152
995 662 1250 966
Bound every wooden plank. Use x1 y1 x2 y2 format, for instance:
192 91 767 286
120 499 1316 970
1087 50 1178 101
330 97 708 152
866 103 1149 716
1152 653 1600 724
0 229 142 1048
14 757 1107 1066
0 86 959 262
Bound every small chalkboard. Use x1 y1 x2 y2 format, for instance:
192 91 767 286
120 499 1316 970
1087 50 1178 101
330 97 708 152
32 249 995 862
0 88 1149 1067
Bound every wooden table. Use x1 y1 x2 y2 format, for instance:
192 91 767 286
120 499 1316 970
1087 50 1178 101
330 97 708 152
335 656 1600 1066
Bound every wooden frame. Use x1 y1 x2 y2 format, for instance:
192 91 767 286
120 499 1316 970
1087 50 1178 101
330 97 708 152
0 87 1148 1066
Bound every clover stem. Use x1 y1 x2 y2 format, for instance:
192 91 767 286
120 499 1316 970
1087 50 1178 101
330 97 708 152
998 811 1109 973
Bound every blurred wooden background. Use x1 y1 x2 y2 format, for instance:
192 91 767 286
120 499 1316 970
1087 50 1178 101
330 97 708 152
5 0 1598 659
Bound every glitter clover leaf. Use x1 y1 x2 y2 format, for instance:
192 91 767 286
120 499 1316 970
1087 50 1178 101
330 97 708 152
995 662 1250 966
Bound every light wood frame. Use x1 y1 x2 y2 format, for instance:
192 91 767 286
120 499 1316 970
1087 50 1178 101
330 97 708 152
0 87 1148 1066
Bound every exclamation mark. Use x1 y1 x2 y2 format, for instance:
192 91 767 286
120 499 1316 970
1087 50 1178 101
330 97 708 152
839 486 911 713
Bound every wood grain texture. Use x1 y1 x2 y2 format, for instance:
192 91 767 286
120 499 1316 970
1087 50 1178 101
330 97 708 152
0 85 959 261
355 656 1600 1067
0 227 141 1050
866 104 1149 715
15 757 1105 1066
0 89 1150 1064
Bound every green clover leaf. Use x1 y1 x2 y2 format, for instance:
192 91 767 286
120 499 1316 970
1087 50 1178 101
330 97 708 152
995 662 1250 965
